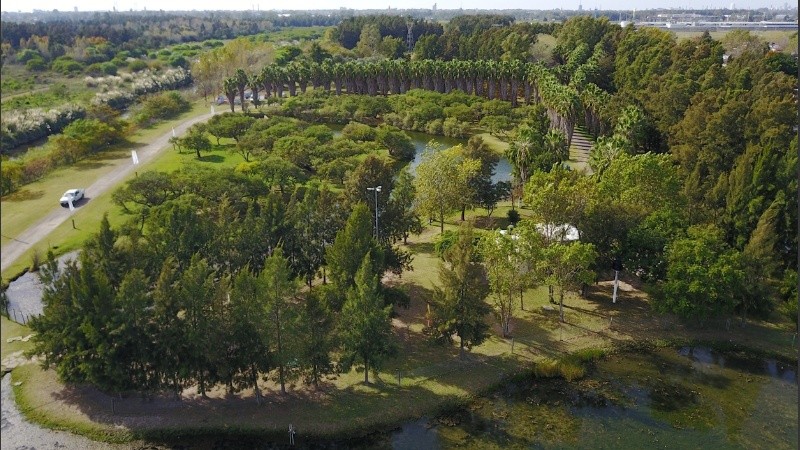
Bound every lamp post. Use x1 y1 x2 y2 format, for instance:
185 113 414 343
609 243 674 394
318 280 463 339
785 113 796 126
367 185 382 240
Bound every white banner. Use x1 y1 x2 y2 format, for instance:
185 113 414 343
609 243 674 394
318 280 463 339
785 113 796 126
131 150 139 165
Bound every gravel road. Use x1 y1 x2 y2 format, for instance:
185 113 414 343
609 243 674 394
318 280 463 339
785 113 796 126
1 111 216 274
1 374 120 450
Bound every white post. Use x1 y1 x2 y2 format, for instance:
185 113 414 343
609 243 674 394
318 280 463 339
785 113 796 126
612 270 619 303
172 127 176 137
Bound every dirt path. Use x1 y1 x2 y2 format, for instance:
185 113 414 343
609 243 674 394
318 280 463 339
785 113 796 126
0 112 216 274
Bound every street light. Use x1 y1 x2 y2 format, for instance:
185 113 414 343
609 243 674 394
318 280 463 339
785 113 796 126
367 185 382 240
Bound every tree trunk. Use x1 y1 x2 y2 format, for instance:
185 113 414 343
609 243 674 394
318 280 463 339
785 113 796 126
439 211 445 233
276 308 286 394
364 359 369 383
461 205 466 221
548 285 554 304
252 365 262 405
559 289 564 322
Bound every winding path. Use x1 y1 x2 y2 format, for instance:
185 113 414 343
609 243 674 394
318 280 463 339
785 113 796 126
1 112 216 273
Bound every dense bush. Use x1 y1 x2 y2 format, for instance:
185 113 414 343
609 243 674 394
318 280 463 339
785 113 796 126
133 91 191 126
50 56 84 75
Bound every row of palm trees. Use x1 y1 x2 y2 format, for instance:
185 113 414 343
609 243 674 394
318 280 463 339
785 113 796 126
222 59 603 146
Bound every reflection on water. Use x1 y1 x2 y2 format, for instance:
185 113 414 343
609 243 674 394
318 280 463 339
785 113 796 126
403 131 512 183
391 418 440 450
391 347 798 449
326 124 513 183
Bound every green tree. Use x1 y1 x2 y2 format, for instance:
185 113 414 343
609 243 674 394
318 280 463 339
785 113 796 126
180 125 212 159
260 248 298 394
206 113 256 144
326 203 382 293
658 225 745 322
296 287 336 388
227 268 272 403
178 254 222 398
414 145 480 233
542 242 597 323
430 224 491 356
338 255 395 383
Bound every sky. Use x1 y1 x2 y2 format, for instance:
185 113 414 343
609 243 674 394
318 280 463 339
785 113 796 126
0 0 790 13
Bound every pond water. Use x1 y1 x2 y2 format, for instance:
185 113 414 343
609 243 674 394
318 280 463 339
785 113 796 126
327 125 513 183
390 347 798 449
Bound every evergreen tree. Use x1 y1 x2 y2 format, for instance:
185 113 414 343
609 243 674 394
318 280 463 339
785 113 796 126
338 256 395 383
430 224 491 356
227 269 272 403
261 248 298 394
297 287 336 388
326 204 382 294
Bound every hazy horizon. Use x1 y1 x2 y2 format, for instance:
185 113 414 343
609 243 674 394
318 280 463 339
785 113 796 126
2 0 796 14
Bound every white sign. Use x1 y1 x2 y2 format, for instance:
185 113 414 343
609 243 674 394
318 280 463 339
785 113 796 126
172 127 176 137
131 150 139 165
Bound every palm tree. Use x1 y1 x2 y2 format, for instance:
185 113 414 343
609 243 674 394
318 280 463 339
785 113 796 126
248 71 262 109
235 68 249 112
223 77 238 113
260 65 274 99
332 62 345 95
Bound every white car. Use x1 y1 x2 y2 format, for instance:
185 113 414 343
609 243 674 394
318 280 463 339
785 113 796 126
59 189 85 207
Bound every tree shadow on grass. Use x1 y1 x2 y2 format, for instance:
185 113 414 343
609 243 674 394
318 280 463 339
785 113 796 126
2 188 44 202
199 154 225 164
406 241 435 255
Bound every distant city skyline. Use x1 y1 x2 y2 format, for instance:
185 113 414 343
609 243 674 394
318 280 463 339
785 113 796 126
1 0 795 13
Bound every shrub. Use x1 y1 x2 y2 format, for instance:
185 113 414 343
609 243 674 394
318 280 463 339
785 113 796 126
0 160 24 196
100 62 118 75
442 117 468 138
507 209 520 225
128 60 148 72
558 359 586 382
341 121 376 142
134 91 191 126
51 56 84 75
16 49 41 63
434 230 459 258
533 358 560 378
85 63 105 76
444 103 474 122
377 125 414 161
425 119 443 135
25 57 46 72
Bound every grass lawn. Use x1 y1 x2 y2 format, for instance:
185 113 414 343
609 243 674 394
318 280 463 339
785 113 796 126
1 316 33 366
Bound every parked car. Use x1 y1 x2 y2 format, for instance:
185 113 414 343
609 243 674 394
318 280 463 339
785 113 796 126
59 188 85 207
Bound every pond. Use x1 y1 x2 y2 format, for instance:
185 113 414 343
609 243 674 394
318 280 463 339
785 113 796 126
389 347 798 449
327 125 513 183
